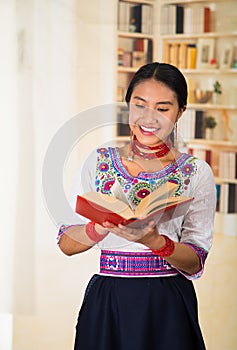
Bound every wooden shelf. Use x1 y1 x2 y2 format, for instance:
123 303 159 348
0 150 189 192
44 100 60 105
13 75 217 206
161 31 237 40
117 66 141 73
182 68 237 75
161 0 228 4
122 0 154 4
117 31 154 39
215 177 237 185
184 139 237 149
188 103 237 110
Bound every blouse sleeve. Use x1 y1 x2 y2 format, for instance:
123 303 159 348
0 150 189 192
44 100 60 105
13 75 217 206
177 159 217 279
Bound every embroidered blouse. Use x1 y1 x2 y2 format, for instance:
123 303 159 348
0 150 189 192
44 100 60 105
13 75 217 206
58 147 216 280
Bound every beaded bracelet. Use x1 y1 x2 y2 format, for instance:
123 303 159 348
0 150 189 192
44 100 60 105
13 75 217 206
151 235 175 257
85 221 108 243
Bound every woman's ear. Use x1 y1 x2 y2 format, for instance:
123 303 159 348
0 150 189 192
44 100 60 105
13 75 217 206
177 106 186 121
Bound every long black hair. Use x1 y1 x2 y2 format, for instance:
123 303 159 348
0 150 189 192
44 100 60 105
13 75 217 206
125 62 187 109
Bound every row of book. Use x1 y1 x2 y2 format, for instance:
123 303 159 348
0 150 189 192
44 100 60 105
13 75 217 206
163 42 197 69
216 183 237 214
118 39 153 68
118 1 153 34
161 4 211 35
219 152 237 180
178 109 205 140
187 148 237 180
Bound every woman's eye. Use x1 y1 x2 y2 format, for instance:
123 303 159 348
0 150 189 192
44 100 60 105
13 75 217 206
158 108 168 112
135 104 145 109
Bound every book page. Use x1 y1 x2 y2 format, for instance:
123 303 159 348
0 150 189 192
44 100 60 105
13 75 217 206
80 191 134 219
110 179 130 206
140 195 190 217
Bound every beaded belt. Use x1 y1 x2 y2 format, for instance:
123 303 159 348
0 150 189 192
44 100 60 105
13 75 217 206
100 250 179 277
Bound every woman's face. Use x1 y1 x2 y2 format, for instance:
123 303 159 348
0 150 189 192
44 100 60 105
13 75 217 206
129 79 184 147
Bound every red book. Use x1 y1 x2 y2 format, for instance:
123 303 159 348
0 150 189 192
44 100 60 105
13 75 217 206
204 7 211 32
75 182 193 228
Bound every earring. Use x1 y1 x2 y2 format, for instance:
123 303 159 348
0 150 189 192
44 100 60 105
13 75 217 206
174 122 178 149
127 130 134 161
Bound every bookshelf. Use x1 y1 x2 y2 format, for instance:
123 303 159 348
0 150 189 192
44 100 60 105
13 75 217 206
116 0 156 102
158 0 237 101
157 0 237 234
115 0 237 233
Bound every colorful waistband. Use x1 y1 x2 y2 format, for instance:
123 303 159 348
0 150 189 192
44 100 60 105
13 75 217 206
100 250 179 277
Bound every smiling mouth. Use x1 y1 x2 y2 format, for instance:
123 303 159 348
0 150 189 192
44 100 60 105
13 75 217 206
139 125 160 134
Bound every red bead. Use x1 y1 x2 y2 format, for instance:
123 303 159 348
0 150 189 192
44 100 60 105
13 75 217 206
85 221 107 243
151 235 175 257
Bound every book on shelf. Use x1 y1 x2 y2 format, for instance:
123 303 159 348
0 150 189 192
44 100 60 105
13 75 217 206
118 1 153 34
176 5 184 34
164 42 197 69
169 42 179 67
118 1 131 32
178 109 204 140
133 38 153 67
218 183 237 214
187 44 197 69
178 42 188 69
142 3 153 34
161 5 169 35
161 4 211 35
216 184 221 212
183 6 192 35
118 38 153 68
75 181 193 228
204 7 211 33
219 151 237 180
130 4 142 33
194 110 204 139
188 148 212 166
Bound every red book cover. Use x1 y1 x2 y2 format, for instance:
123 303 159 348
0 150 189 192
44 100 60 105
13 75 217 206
75 195 193 228
205 150 212 166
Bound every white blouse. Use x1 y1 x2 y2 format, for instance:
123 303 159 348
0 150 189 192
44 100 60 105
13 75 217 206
67 146 217 254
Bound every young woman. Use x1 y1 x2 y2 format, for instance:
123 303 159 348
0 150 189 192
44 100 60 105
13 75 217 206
58 62 216 350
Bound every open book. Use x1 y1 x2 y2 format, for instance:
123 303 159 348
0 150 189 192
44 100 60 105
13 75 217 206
75 181 193 227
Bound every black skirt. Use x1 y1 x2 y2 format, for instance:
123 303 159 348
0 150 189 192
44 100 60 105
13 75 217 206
74 274 206 350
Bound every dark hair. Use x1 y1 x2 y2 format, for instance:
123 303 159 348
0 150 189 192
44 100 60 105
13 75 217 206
125 62 187 109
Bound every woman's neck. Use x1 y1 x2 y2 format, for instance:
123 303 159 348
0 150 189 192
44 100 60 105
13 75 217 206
129 136 173 161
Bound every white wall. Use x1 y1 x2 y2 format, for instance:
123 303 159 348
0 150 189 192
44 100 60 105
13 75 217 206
1 0 116 349
0 1 17 348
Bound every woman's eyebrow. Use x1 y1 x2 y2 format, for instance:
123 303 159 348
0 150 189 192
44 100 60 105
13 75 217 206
133 96 173 105
133 96 146 102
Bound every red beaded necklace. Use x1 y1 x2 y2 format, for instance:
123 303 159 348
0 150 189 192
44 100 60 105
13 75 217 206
131 136 172 160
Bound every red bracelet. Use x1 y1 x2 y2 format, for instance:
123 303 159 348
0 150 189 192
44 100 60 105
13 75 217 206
151 235 175 257
85 221 108 243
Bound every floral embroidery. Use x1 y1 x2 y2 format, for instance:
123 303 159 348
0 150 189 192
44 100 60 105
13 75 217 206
101 179 115 193
95 147 197 208
99 162 109 172
128 182 151 206
181 163 194 175
97 147 108 154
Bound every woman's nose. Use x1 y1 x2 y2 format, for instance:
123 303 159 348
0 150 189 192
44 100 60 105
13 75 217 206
143 106 159 122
